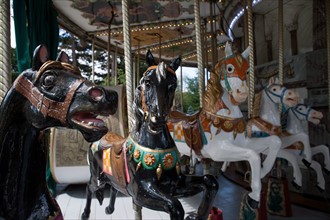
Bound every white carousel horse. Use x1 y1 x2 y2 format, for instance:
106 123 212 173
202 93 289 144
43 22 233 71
283 103 330 190
169 42 282 209
249 77 319 189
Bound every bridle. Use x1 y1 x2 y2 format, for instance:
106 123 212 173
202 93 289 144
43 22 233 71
291 104 312 121
140 64 175 120
264 84 287 106
13 61 85 125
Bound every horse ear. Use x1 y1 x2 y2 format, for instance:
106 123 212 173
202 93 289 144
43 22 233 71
225 41 233 57
268 76 275 85
32 44 49 71
56 51 70 63
241 46 250 60
170 56 181 71
146 50 155 67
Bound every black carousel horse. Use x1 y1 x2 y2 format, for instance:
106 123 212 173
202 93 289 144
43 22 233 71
81 51 219 220
0 45 118 219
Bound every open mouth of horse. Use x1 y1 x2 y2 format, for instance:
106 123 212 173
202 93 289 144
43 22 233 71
70 111 108 130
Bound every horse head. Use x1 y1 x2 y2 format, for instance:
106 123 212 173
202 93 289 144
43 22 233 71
205 42 250 109
292 104 323 124
13 45 118 142
133 50 179 134
264 76 298 109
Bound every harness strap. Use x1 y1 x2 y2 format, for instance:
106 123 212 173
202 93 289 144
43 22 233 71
248 117 282 137
13 74 85 125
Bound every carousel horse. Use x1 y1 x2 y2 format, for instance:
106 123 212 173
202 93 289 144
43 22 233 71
0 45 118 220
248 77 313 189
168 42 282 210
81 51 219 220
282 103 330 191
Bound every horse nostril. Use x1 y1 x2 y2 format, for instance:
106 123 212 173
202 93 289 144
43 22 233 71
88 87 104 102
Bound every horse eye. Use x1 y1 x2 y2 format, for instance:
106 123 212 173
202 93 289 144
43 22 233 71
43 75 55 88
272 87 277 92
226 64 235 74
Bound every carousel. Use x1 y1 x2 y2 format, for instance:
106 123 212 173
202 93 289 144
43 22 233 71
0 0 329 220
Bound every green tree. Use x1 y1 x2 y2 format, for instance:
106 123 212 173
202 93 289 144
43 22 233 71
182 76 200 113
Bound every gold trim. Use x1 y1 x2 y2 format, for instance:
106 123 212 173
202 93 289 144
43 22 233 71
204 110 244 121
128 136 177 154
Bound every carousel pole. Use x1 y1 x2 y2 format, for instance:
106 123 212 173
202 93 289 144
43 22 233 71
0 0 11 102
107 23 111 85
247 0 255 120
326 0 330 112
122 0 133 135
278 0 284 87
194 0 204 107
92 35 95 83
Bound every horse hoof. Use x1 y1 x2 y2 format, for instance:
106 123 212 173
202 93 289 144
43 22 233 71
105 206 114 215
316 185 325 193
323 167 330 176
81 212 90 220
247 196 259 209
302 159 311 168
291 181 301 190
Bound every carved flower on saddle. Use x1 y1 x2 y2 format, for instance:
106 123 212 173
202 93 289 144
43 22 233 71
223 120 233 130
237 120 246 133
163 153 174 169
144 153 156 166
134 149 141 159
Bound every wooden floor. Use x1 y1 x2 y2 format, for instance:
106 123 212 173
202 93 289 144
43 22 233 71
55 163 330 220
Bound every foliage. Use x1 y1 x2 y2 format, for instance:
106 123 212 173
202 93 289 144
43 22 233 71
182 76 200 113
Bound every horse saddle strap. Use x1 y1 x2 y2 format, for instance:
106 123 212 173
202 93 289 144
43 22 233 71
100 131 126 155
168 108 202 124
250 117 282 136
182 120 203 155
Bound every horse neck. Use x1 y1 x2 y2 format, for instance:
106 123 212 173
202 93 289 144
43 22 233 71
286 108 304 134
0 91 54 218
216 90 243 118
133 122 175 149
259 90 281 126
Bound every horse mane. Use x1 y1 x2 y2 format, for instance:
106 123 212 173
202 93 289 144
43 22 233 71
252 91 262 118
203 60 224 113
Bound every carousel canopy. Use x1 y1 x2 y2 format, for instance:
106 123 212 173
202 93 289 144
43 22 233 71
53 0 312 66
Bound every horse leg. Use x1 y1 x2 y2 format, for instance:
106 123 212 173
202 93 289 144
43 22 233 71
105 186 118 214
311 145 330 174
247 135 281 178
174 174 219 220
277 150 302 189
209 141 261 208
281 133 312 167
81 182 93 220
134 182 185 220
300 158 325 191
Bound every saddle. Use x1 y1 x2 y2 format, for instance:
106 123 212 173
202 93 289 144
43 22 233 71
168 109 204 155
100 132 128 189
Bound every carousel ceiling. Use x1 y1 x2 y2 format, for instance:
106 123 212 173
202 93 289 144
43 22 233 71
53 0 309 66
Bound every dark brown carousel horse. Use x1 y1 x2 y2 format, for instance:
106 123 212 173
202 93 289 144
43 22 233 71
0 45 118 220
81 51 219 220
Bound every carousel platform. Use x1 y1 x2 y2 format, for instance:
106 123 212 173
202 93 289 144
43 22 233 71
55 163 330 220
